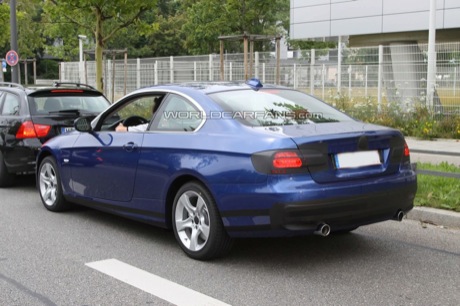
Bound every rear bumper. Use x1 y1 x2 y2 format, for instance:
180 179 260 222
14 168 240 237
2 143 40 174
221 178 417 237
269 186 415 232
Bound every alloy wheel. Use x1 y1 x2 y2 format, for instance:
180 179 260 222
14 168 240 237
39 162 57 207
174 190 211 252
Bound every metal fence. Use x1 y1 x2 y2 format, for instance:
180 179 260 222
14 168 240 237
59 42 460 113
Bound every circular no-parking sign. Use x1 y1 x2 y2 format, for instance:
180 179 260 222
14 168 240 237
5 50 19 66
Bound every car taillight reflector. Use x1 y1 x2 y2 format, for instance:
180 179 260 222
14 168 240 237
16 121 51 139
273 151 302 168
404 142 410 157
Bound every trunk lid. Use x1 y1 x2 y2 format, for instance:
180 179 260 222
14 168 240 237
280 122 409 183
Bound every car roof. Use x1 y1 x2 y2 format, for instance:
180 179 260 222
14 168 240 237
28 82 101 94
0 82 102 96
142 79 283 95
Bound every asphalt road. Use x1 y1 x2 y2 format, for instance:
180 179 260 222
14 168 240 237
1 176 459 306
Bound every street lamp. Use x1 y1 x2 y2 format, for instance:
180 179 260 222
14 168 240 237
78 35 87 83
78 35 87 62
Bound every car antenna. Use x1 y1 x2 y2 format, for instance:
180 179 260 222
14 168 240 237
245 78 263 91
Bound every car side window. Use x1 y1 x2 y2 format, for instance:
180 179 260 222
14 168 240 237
152 94 202 132
99 94 163 131
1 93 20 115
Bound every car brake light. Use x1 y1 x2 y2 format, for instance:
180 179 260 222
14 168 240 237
404 142 410 157
16 121 51 139
51 89 84 93
273 151 302 169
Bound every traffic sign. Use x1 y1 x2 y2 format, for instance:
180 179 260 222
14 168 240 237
5 50 19 66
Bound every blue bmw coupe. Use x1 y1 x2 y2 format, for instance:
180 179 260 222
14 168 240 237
36 80 417 260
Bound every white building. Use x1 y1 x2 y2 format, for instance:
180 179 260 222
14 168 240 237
290 0 460 45
290 0 460 111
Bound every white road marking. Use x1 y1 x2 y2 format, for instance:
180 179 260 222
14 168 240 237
85 259 231 306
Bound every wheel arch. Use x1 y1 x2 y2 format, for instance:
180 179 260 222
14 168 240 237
35 149 53 181
164 174 213 229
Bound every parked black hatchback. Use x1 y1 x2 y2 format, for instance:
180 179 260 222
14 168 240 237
0 82 110 186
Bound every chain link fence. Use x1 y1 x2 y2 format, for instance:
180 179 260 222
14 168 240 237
59 42 460 113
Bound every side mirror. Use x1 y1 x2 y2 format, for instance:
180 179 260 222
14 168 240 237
74 117 92 132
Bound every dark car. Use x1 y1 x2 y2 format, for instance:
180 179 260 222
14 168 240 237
0 82 110 186
36 79 417 260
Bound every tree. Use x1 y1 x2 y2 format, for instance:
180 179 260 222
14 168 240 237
0 1 45 82
16 0 45 59
0 5 10 49
43 0 156 91
181 0 231 54
107 0 187 57
0 1 44 58
288 40 337 51
181 0 290 55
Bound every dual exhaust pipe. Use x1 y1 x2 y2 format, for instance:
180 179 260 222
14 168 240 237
314 210 406 237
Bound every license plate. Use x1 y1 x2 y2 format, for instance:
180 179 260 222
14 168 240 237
61 127 74 134
335 150 381 169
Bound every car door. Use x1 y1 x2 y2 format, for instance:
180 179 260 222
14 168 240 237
133 93 205 205
69 131 144 202
0 91 6 146
0 92 24 166
68 95 159 202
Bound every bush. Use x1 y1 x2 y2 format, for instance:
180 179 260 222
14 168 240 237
326 91 460 140
36 60 60 79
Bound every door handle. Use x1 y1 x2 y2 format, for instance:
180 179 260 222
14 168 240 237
123 142 137 152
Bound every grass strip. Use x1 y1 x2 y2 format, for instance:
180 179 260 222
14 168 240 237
415 162 460 212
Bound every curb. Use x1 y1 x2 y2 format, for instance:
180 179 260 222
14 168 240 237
406 207 460 229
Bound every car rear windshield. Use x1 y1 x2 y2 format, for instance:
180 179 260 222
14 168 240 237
29 94 110 115
208 88 353 126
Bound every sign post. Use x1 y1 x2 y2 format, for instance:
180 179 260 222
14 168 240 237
10 0 19 83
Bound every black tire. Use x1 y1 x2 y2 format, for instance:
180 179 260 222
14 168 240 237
0 151 15 187
38 156 71 212
172 181 233 260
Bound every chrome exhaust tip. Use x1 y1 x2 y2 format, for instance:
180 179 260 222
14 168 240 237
393 210 405 222
314 223 331 237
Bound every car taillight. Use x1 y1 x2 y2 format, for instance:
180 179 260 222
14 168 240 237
251 150 304 174
16 121 51 139
273 151 302 169
404 142 410 157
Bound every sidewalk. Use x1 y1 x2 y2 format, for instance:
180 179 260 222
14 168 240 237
407 207 460 229
405 137 460 166
404 137 460 229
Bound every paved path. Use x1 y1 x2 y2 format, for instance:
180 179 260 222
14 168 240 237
406 137 460 166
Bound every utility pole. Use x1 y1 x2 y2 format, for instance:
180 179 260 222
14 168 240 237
10 0 19 83
426 0 436 111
